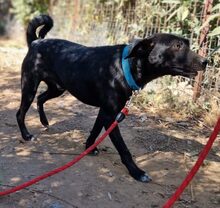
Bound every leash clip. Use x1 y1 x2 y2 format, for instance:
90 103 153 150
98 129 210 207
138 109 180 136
125 90 140 108
116 90 140 123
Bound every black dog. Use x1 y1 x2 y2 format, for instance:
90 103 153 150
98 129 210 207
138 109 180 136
16 15 207 182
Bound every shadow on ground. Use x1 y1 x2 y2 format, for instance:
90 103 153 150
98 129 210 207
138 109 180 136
0 70 219 208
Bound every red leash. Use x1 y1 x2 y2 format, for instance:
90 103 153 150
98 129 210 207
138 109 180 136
163 117 220 208
0 107 129 197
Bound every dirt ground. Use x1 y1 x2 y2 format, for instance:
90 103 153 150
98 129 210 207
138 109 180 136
0 42 220 208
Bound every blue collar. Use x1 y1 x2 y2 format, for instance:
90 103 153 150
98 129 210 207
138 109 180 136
122 45 141 91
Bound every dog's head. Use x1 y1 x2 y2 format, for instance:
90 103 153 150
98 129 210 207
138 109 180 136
126 33 207 78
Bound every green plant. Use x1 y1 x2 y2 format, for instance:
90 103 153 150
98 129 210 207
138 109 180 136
12 0 50 26
0 0 11 35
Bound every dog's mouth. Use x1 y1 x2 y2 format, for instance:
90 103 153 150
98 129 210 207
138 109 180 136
171 67 202 78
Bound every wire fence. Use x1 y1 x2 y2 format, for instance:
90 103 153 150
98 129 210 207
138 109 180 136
50 0 220 98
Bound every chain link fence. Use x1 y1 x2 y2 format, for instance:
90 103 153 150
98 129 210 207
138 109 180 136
51 1 219 94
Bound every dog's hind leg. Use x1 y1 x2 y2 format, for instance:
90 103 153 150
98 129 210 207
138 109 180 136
37 81 65 127
16 75 40 141
85 108 104 155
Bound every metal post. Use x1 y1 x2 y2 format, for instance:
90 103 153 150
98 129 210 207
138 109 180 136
193 0 213 101
72 0 79 31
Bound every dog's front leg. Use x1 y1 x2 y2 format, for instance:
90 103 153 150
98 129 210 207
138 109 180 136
85 108 104 155
102 110 152 183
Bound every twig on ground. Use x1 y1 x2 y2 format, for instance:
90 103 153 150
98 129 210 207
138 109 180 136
0 184 77 208
30 150 80 156
183 153 195 202
192 117 212 131
30 148 118 156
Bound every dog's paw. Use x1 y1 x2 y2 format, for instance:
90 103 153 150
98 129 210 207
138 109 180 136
20 134 37 142
38 111 49 127
88 147 99 156
40 118 49 128
138 174 152 183
131 171 152 183
30 135 37 141
43 124 49 130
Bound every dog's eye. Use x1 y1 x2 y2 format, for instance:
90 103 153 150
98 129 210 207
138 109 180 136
173 42 183 50
150 42 154 47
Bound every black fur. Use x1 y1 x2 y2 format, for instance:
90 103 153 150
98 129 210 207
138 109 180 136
26 14 53 47
17 15 207 182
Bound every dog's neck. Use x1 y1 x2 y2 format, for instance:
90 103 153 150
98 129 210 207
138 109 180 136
122 46 141 91
122 45 165 91
130 57 166 88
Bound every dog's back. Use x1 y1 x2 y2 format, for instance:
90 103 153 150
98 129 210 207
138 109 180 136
22 15 126 107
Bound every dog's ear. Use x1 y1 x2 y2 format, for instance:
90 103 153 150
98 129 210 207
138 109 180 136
125 35 155 59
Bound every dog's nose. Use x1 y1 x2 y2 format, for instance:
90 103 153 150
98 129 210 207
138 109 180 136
201 58 208 67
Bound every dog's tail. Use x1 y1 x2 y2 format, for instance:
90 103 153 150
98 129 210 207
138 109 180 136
26 14 53 48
